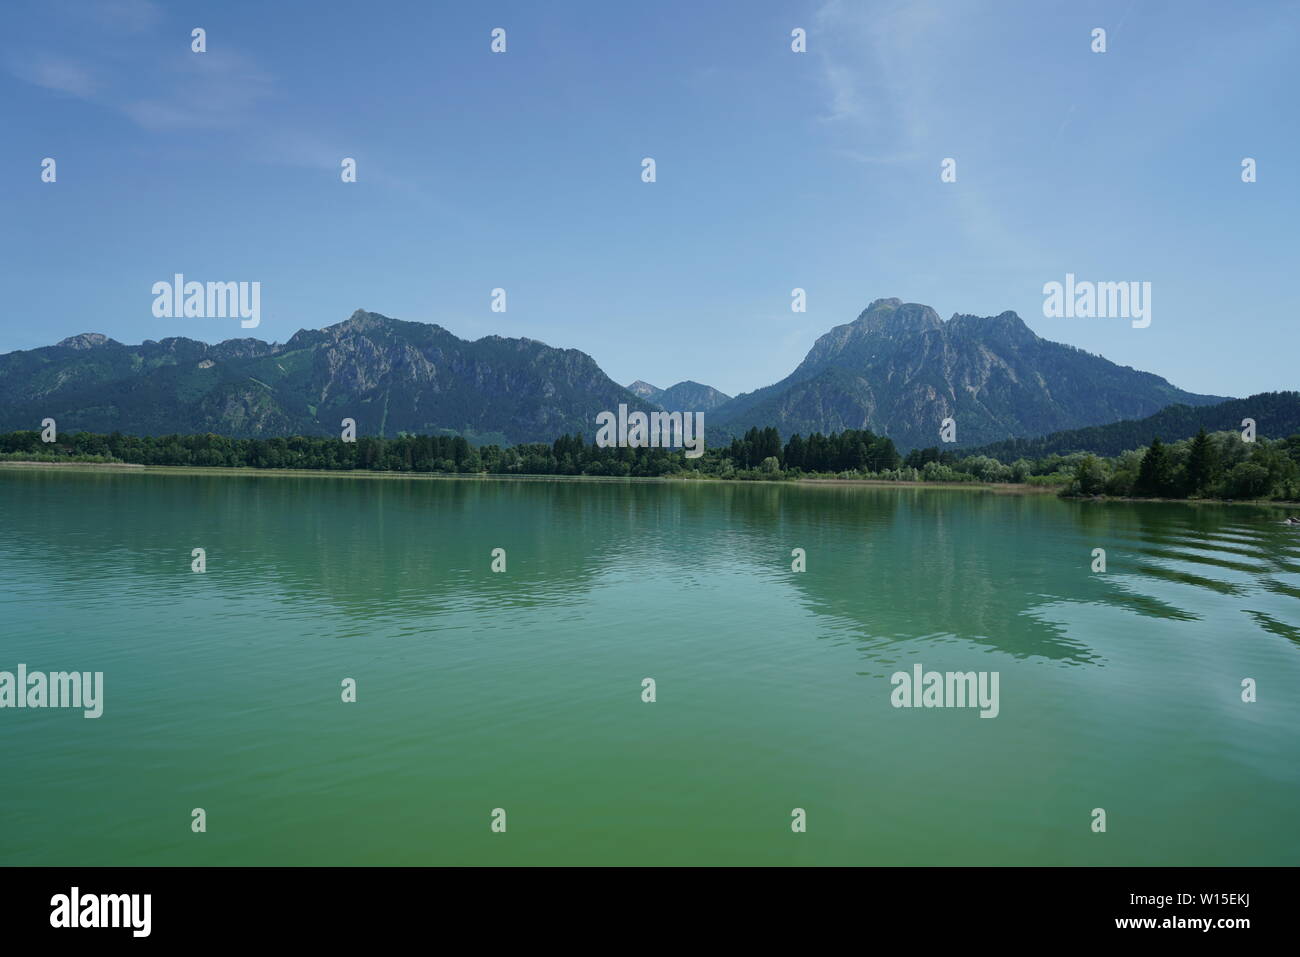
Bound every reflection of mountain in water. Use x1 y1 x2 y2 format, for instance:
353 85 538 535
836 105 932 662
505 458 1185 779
2 470 1294 670
715 483 1106 666
715 485 1299 669
0 471 681 625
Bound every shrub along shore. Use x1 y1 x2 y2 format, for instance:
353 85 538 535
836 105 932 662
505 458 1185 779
2 426 1298 503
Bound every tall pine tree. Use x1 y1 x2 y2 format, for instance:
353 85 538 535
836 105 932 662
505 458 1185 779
1135 436 1172 497
1184 427 1216 497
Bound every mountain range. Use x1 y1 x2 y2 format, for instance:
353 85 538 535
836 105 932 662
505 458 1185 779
0 311 657 446
626 380 731 413
707 298 1226 450
0 299 1230 450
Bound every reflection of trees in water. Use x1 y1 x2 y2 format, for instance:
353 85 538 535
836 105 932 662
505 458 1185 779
720 485 1107 664
1 471 1277 663
1117 499 1300 638
723 486 1292 665
0 472 694 619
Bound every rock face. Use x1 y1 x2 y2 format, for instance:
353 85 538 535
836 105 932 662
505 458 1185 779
708 298 1228 450
0 310 654 443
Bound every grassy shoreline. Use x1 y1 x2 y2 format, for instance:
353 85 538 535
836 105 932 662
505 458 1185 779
0 459 145 469
0 458 1046 490
3 458 1297 507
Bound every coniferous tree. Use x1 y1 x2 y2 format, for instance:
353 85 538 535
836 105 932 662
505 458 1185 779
1184 427 1215 496
783 434 805 470
1134 436 1172 496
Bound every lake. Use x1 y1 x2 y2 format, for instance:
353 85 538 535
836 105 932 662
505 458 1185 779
1 468 1297 865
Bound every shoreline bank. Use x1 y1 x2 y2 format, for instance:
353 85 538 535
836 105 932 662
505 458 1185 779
2 459 1297 506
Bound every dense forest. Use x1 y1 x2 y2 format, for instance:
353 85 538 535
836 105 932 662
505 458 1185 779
963 391 1300 460
2 424 1298 502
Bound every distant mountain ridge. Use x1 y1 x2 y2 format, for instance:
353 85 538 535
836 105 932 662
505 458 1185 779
0 299 1232 448
962 392 1300 460
627 380 662 402
708 298 1228 450
0 310 657 444
625 379 731 413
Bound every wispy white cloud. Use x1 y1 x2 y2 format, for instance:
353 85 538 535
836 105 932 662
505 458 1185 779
9 0 272 132
10 43 274 132
120 51 275 130
9 53 98 97
818 60 863 123
9 22 450 213
812 0 947 154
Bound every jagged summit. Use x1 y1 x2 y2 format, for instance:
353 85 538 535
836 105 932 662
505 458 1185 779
326 309 404 333
57 333 119 350
947 310 1038 345
708 297 1226 449
853 298 939 324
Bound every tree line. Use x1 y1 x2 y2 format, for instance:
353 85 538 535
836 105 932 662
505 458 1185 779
964 392 1300 460
2 424 1297 501
1065 428 1300 501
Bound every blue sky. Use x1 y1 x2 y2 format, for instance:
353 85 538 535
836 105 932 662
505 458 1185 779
1 0 1296 399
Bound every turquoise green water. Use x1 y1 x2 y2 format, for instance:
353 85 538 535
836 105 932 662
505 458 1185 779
1 468 1297 865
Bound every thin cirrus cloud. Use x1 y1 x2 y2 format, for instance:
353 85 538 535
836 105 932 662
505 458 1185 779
8 20 439 207
812 0 946 155
7 0 162 98
9 53 99 98
809 0 1024 265
9 0 274 133
14 45 275 132
117 51 275 131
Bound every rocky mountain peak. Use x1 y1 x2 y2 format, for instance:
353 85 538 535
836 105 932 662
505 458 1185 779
948 310 1038 345
329 309 391 335
56 333 119 350
627 380 662 398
